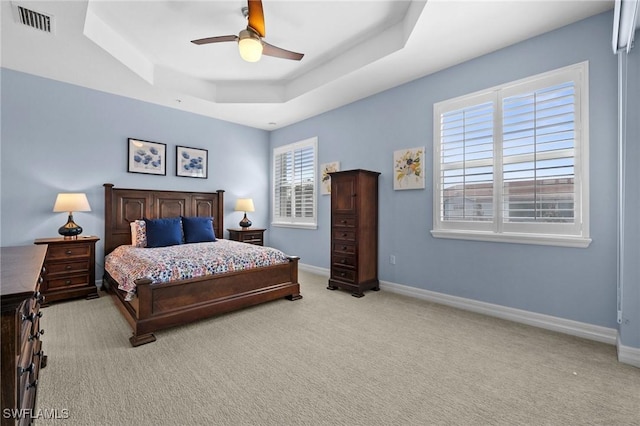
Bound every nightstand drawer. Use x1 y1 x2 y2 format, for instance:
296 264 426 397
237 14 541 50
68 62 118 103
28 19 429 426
47 274 89 289
47 244 91 260
45 260 90 275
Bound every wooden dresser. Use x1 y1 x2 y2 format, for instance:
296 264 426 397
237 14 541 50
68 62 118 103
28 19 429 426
327 169 380 297
227 228 266 246
1 245 48 425
33 236 99 305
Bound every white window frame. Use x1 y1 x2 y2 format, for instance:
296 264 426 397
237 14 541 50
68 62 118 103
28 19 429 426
272 137 318 229
432 62 591 248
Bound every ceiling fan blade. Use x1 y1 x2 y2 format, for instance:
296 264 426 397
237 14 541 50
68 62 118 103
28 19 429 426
191 35 239 45
262 42 304 61
247 0 266 38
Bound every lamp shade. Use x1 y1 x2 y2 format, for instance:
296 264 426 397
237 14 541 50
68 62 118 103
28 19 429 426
234 198 255 212
53 193 91 213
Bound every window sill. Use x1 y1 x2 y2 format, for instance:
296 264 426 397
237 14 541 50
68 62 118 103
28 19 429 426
271 222 318 230
430 229 592 248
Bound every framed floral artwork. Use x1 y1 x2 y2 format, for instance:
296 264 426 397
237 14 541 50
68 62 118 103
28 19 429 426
176 146 208 178
394 147 425 190
320 161 340 195
127 138 166 175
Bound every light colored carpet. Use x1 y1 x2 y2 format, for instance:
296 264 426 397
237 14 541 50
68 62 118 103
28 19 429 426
37 271 640 425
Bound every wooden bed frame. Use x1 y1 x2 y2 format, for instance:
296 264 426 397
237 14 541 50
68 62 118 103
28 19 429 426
101 183 302 347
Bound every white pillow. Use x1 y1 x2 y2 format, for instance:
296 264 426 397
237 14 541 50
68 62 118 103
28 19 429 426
130 220 147 247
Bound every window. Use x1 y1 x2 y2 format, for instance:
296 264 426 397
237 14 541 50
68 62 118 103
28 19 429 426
272 137 318 229
432 62 590 247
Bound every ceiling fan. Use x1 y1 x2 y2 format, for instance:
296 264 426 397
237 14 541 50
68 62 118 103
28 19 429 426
191 0 304 63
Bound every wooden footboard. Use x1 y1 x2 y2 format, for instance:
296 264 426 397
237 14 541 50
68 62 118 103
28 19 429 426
103 256 301 346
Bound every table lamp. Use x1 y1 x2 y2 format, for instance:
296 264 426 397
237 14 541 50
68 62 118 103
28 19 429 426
53 193 91 239
235 198 255 228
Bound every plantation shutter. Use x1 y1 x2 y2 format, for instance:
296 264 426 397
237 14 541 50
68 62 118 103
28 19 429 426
438 98 495 228
502 82 576 226
272 138 317 227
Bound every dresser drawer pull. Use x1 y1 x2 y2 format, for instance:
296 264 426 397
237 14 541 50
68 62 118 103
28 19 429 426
65 280 72 285
340 259 346 264
341 220 347 224
21 311 43 323
65 249 73 255
342 246 348 251
29 330 44 341
26 379 38 390
18 362 35 376
65 265 73 270
340 272 346 277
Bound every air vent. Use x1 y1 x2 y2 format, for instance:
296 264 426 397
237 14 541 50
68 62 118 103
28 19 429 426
14 4 53 33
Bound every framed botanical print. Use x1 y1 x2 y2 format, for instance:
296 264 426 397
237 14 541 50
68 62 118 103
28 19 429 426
394 147 425 190
127 138 166 175
176 146 208 178
320 161 340 195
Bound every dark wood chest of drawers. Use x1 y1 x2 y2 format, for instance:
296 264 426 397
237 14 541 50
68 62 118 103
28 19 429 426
33 237 99 305
327 169 380 297
1 245 48 425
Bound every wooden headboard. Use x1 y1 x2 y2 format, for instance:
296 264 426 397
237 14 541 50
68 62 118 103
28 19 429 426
103 183 225 255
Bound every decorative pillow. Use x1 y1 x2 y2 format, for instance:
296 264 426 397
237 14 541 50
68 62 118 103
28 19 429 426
130 220 147 248
181 216 216 243
144 217 183 248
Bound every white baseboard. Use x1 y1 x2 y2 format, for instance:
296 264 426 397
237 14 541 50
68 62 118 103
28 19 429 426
617 335 640 368
298 263 618 346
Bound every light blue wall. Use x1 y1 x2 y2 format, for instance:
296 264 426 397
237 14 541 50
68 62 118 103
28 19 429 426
619 32 640 348
270 12 620 329
0 70 270 276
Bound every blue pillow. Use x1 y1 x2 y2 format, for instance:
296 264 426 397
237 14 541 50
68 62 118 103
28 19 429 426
144 217 183 248
181 216 216 243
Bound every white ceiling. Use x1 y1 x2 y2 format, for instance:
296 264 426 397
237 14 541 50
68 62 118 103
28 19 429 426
1 0 613 130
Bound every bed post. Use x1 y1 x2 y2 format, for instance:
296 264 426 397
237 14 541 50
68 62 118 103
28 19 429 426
103 183 114 255
216 189 224 238
286 256 302 300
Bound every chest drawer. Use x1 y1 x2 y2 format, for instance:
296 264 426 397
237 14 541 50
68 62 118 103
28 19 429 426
331 267 356 284
332 254 356 268
47 243 91 260
333 215 356 228
333 229 356 241
332 242 356 255
47 274 90 289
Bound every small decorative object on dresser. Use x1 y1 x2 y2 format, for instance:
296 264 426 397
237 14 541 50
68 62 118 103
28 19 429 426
327 169 381 297
33 236 99 305
1 245 48 425
227 228 266 246
235 198 255 228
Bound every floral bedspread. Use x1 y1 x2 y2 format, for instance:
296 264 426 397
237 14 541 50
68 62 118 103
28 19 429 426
104 239 289 300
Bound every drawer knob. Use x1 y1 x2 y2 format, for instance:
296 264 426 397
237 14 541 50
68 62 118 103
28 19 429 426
65 249 72 255
340 259 346 264
65 265 72 270
341 220 347 224
65 280 72 285
29 329 44 341
342 246 347 250
18 362 35 376
340 272 346 277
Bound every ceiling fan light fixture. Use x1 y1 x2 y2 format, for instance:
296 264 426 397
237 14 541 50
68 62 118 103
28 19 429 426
238 29 263 62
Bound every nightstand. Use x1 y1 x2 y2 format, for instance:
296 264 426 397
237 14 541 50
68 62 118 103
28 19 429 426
34 236 99 305
227 228 266 246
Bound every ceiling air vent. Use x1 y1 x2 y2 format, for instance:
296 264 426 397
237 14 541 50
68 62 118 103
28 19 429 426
13 4 53 33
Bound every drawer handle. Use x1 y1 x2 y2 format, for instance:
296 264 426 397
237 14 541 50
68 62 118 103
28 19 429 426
342 233 347 237
18 362 35 376
340 259 346 264
26 379 38 390
65 249 72 255
340 272 346 277
21 311 43 323
342 246 347 250
65 265 73 270
65 280 72 285
29 330 44 341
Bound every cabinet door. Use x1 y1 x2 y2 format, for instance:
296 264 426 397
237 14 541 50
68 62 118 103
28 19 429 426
331 174 357 214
